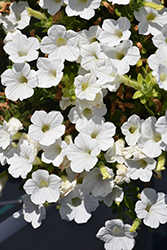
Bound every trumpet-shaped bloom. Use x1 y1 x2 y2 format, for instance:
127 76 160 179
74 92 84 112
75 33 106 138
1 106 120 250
82 166 114 197
40 24 79 62
125 156 156 182
28 110 65 146
101 40 140 73
135 188 167 228
80 42 107 74
59 185 99 223
138 116 165 158
74 73 100 101
152 24 167 48
7 1 30 30
78 25 102 46
7 139 35 179
41 138 67 167
98 17 131 47
65 133 100 173
134 7 167 36
64 0 101 20
68 96 107 130
38 0 64 16
1 62 38 101
77 116 116 151
3 33 39 63
96 219 137 250
155 110 167 144
121 114 142 145
23 169 61 205
37 57 64 88
22 194 46 229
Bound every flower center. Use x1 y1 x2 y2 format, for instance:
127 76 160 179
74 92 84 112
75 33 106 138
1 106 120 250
115 30 123 38
112 227 125 236
82 82 88 91
145 203 152 212
115 51 125 60
56 37 67 47
38 179 49 188
18 51 27 57
42 124 50 132
139 159 147 169
146 13 156 21
129 126 137 134
50 70 57 78
19 76 28 84
71 197 81 206
154 133 161 142
90 37 98 43
91 131 97 138
82 108 92 118
54 0 61 3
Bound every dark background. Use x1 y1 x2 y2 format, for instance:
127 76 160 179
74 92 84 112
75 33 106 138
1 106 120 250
0 170 167 250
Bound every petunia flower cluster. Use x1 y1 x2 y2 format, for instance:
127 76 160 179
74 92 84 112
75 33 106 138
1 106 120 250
1 1 167 250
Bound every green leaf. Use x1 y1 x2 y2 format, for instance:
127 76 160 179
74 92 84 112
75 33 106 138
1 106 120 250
125 210 136 219
133 90 143 99
137 73 143 86
124 196 134 209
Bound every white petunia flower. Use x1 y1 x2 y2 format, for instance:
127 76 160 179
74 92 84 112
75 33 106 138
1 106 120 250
3 33 39 63
38 0 64 16
80 42 107 74
114 163 130 185
6 117 23 136
134 7 167 36
7 1 30 30
41 138 67 167
23 169 61 205
22 194 46 229
148 46 167 76
40 24 79 62
59 184 99 223
59 175 77 197
65 133 100 173
95 59 124 92
28 110 65 146
105 139 125 164
74 72 101 101
1 62 38 101
125 156 156 182
98 17 131 47
135 188 167 228
78 25 102 46
138 116 165 158
96 219 137 250
155 110 167 144
157 64 167 91
101 185 124 207
152 23 167 48
3 29 21 44
7 139 35 179
37 57 64 88
77 116 116 151
121 114 142 145
68 95 107 130
64 0 101 20
101 40 140 73
82 166 114 197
